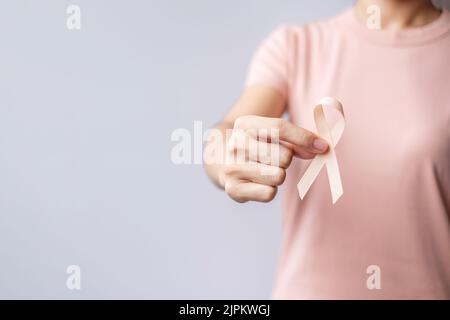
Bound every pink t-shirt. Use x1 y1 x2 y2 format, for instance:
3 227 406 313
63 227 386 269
245 7 450 299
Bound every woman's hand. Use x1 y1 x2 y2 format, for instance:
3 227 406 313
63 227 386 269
203 86 329 203
220 115 329 203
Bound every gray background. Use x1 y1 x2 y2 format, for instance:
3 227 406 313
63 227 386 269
0 0 447 299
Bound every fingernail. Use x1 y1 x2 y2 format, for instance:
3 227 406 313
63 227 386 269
313 138 328 152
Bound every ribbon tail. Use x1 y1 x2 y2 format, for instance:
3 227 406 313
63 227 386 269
325 149 343 204
297 155 326 199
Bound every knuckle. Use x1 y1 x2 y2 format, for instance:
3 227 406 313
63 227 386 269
273 168 286 185
275 118 285 131
280 148 294 167
233 115 251 129
260 186 277 202
226 135 247 160
225 141 236 155
223 164 243 177
223 164 234 176
225 182 246 203
264 167 285 186
224 180 236 195
257 149 270 164
230 129 248 148
233 117 244 129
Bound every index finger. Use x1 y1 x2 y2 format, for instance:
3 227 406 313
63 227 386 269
234 115 329 153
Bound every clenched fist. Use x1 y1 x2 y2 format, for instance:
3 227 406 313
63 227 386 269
220 115 329 203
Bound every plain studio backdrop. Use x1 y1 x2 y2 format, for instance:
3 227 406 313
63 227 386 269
1 0 449 299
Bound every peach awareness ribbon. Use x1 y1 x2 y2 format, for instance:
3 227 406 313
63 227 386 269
297 97 345 204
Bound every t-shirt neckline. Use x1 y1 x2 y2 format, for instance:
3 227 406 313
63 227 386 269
337 7 450 47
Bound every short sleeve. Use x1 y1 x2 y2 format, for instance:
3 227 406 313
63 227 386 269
244 25 290 98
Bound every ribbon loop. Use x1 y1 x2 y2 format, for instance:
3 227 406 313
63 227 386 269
297 97 345 204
